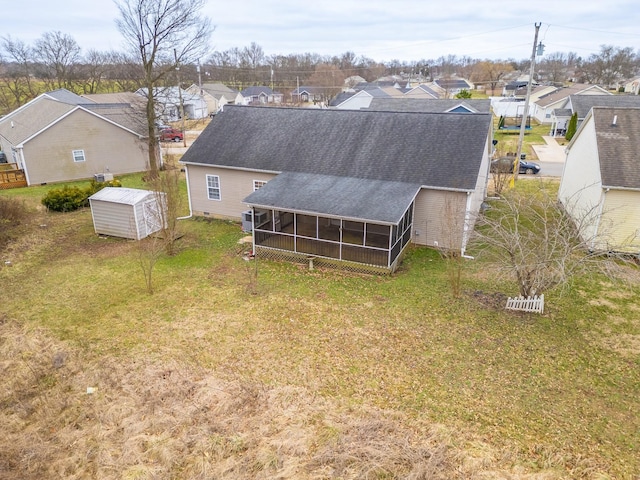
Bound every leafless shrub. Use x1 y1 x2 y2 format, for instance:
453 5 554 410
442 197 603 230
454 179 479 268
471 187 633 297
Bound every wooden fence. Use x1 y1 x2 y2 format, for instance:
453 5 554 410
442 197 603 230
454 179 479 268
505 294 544 314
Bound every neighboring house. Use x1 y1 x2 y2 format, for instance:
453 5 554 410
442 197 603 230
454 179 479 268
290 86 327 103
550 94 640 136
135 86 209 121
185 83 242 115
531 83 610 124
365 98 491 114
240 86 284 105
179 105 493 272
623 76 640 95
331 88 391 110
433 78 473 97
558 107 640 253
0 89 150 186
404 84 440 99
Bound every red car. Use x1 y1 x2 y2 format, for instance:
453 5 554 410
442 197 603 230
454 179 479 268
159 128 184 142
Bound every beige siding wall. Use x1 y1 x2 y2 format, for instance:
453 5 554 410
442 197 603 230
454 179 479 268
23 109 148 185
413 189 467 249
186 164 277 220
600 190 640 252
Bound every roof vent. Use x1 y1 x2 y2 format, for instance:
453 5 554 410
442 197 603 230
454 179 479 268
612 115 617 126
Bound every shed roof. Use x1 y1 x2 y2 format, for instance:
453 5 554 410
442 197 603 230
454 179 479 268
180 105 491 192
89 187 156 205
244 172 421 224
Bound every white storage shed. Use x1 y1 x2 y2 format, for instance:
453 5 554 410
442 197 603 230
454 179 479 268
89 187 167 240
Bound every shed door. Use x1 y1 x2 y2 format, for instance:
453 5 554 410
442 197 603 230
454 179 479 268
143 199 163 236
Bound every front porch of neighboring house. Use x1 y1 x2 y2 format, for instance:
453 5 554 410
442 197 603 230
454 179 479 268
249 205 414 273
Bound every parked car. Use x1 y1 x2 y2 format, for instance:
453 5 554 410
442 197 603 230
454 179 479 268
490 157 541 175
159 128 184 142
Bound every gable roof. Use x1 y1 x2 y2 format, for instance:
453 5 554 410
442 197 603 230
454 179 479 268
199 83 238 97
366 98 491 113
535 84 610 108
0 92 147 146
589 107 640 190
43 88 90 105
244 172 421 224
569 94 640 119
181 105 491 192
405 84 440 98
240 86 281 97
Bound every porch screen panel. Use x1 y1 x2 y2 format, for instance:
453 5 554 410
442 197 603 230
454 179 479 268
296 214 317 238
342 221 364 245
365 223 390 248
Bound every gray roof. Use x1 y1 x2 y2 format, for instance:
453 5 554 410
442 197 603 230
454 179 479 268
569 95 640 119
366 98 491 113
244 172 421 223
44 88 90 105
241 86 278 96
552 108 573 118
181 105 491 191
329 91 355 106
591 107 640 189
434 79 471 89
0 91 148 145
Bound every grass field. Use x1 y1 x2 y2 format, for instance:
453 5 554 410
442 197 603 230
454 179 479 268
1 175 639 478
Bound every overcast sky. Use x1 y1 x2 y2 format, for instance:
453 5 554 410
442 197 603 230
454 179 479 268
4 0 640 63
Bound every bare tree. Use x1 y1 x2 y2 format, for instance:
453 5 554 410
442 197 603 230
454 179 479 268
471 187 628 297
0 36 40 113
115 0 213 179
33 31 81 90
579 45 638 87
471 60 513 95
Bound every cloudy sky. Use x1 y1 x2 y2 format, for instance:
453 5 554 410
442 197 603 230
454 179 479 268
4 0 640 63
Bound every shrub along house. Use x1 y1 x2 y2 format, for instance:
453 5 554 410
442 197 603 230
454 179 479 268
180 105 493 272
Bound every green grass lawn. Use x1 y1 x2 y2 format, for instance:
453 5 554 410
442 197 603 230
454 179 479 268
1 179 639 478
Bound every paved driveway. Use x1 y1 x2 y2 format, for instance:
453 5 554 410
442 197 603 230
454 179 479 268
531 136 566 177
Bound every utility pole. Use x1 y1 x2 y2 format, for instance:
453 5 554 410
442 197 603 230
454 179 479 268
512 22 543 186
174 49 186 147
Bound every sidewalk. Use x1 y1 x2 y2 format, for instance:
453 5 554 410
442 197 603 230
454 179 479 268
531 136 567 164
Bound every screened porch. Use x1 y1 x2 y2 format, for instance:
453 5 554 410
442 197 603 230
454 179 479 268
251 205 413 270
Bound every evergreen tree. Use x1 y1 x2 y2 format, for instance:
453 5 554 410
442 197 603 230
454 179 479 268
565 112 578 141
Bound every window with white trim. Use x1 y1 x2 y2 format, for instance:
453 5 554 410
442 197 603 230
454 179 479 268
253 179 268 191
206 174 221 200
72 149 86 162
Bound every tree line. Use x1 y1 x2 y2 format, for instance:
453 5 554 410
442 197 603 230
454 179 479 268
2 29 639 116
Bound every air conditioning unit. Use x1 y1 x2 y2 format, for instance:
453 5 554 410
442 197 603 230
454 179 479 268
241 210 268 232
94 173 114 183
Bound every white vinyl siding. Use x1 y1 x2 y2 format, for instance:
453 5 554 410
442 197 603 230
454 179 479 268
206 174 221 200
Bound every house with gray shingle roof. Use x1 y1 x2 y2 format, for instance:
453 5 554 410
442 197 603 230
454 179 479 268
0 89 150 186
558 107 640 253
531 83 610 125
240 86 284 105
180 105 493 272
550 94 640 136
365 98 491 114
185 83 243 115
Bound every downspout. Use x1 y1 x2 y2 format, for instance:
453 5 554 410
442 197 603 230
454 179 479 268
16 147 31 185
591 188 608 250
460 191 475 260
177 165 193 220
